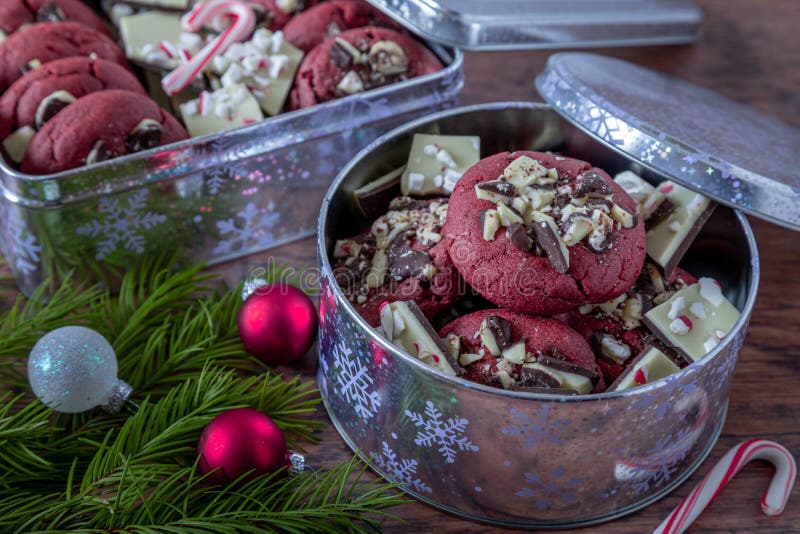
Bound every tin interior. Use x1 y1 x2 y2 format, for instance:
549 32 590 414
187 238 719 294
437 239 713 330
320 103 759 367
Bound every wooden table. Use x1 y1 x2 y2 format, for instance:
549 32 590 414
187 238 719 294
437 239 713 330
2 0 798 532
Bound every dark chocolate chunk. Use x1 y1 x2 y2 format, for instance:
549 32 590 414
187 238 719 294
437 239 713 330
34 92 74 130
586 197 612 210
507 222 533 252
530 221 569 274
554 193 571 210
387 231 431 281
329 39 353 68
520 367 560 388
125 119 163 153
485 314 512 350
353 167 403 219
477 180 516 198
536 354 599 385
645 197 676 229
585 214 616 253
85 140 115 165
483 374 504 389
575 171 611 197
36 2 66 22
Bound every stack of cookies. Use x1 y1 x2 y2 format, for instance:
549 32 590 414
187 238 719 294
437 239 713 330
332 135 741 394
0 0 442 174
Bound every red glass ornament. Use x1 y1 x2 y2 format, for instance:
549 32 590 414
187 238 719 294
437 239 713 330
198 407 288 485
238 283 318 364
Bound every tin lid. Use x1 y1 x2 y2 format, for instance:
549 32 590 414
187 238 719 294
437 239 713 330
535 53 800 231
366 0 702 50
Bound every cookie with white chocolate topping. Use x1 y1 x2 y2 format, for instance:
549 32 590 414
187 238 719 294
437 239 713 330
441 151 646 315
332 195 461 327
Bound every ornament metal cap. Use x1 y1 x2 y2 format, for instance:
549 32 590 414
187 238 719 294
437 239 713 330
241 277 267 301
101 379 134 414
288 452 305 477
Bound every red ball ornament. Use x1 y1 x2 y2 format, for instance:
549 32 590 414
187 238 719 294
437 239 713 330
198 408 289 485
238 283 318 365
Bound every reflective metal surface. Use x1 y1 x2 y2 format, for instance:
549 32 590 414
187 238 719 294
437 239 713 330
537 53 800 231
0 47 463 295
317 103 759 528
367 0 702 50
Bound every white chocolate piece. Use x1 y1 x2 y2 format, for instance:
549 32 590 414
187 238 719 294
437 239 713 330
385 301 458 375
501 341 526 365
614 170 655 211
119 12 185 68
481 209 500 241
644 281 740 361
337 71 364 95
401 134 480 196
502 155 549 188
612 346 680 391
646 181 713 273
479 319 502 357
522 362 593 394
0 29 6 43
180 85 264 137
496 202 523 226
2 126 36 163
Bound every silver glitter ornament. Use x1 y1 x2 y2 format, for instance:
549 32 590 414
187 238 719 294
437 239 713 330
27 326 133 414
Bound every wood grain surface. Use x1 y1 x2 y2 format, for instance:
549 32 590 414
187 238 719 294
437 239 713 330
2 0 799 532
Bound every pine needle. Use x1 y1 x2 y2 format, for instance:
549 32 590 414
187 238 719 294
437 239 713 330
0 256 404 532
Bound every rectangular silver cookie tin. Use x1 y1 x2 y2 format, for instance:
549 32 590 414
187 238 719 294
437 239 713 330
316 102 759 528
0 45 462 295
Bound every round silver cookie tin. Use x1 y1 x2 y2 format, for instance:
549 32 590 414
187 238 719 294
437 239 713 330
317 102 759 528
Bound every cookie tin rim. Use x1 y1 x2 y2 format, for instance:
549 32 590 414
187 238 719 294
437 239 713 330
365 0 702 51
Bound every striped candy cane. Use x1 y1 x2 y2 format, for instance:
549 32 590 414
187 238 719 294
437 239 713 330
654 439 796 534
161 0 255 95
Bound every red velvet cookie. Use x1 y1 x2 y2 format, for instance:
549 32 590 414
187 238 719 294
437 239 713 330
22 90 188 174
332 196 460 327
249 0 321 31
439 309 605 394
0 22 129 92
284 0 402 52
556 263 697 385
441 151 647 315
289 26 442 109
0 0 109 37
0 57 145 140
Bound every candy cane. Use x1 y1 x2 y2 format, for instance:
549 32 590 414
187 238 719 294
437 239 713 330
654 439 796 534
161 0 255 95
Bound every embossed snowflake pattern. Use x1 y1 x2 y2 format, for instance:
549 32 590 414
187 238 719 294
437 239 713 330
76 190 167 260
331 339 381 419
204 167 231 195
0 207 41 276
615 426 695 495
373 440 431 494
212 201 279 256
584 107 625 146
631 372 697 420
405 401 478 463
501 405 572 449
515 467 584 510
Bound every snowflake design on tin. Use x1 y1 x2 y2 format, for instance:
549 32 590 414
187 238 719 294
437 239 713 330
631 373 697 420
515 466 584 510
584 107 625 146
0 207 41 276
372 440 432 494
331 339 381 419
204 166 231 195
405 401 479 463
501 405 572 448
76 190 167 260
212 201 279 255
615 425 695 495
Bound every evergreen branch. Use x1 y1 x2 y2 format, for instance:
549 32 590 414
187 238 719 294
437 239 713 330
0 257 403 532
